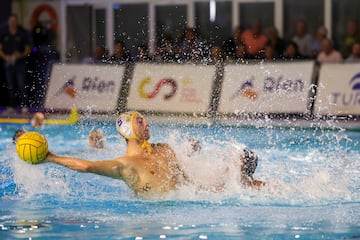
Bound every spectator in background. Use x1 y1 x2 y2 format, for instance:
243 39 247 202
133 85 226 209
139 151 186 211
345 42 360 63
241 19 267 59
340 19 360 59
178 27 209 63
0 14 31 114
292 20 313 58
317 39 342 63
265 26 285 59
153 35 175 62
27 22 59 108
109 40 132 64
223 25 244 60
135 44 152 62
209 45 224 64
233 42 248 62
263 44 276 61
311 26 327 58
0 50 7 107
282 41 302 60
82 45 108 64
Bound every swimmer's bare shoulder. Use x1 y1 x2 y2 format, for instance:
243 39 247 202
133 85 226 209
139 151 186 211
150 143 189 182
151 142 171 149
151 143 176 156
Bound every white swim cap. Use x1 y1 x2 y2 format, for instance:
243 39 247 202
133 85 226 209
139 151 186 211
116 111 153 153
116 111 137 139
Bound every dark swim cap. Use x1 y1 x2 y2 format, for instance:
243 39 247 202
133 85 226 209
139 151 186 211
243 149 258 178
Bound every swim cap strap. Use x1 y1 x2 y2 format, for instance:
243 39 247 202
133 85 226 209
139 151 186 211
141 141 152 154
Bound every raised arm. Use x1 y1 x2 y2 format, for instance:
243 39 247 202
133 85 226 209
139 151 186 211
46 152 126 179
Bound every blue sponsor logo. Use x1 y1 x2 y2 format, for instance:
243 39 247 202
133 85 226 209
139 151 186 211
230 76 257 100
263 75 304 92
350 73 360 90
55 77 75 96
55 76 116 96
230 75 305 101
82 77 115 93
331 73 360 106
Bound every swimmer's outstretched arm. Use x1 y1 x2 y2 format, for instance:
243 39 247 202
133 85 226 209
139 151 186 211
46 152 125 179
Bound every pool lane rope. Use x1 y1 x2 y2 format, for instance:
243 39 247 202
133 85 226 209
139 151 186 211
0 108 79 125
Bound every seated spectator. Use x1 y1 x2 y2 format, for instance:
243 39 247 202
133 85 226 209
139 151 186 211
282 41 302 60
135 44 152 62
341 19 360 59
345 42 360 63
263 44 276 61
82 45 108 64
317 39 343 63
28 22 59 108
153 35 175 62
265 26 285 59
311 26 327 58
241 19 268 58
233 43 248 62
292 20 313 58
109 40 132 64
209 45 224 64
177 27 209 63
223 25 244 59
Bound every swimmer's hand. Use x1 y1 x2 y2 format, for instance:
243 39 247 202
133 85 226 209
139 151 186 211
252 179 265 190
45 151 55 162
186 138 201 157
241 174 265 190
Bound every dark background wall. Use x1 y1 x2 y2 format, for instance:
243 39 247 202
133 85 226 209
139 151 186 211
0 0 11 29
0 0 12 107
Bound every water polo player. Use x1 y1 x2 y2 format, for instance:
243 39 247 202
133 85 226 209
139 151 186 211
46 111 188 197
44 111 264 197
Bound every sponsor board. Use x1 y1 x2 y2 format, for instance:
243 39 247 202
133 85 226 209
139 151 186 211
127 63 216 113
314 64 360 115
218 62 314 114
45 64 124 111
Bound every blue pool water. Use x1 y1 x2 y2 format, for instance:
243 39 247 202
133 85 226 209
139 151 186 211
1 117 359 239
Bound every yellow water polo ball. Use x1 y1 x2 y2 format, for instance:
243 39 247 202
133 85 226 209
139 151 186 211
16 132 48 164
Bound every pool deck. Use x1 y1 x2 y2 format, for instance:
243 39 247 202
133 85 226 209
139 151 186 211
145 115 360 131
1 108 359 131
76 113 360 131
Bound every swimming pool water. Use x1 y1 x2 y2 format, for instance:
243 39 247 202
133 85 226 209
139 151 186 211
1 118 359 239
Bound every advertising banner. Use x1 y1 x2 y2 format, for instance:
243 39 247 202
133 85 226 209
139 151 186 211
314 64 360 115
127 63 216 113
45 64 124 112
218 61 314 114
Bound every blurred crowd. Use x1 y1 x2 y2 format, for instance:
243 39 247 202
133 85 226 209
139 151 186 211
1 15 360 113
86 19 360 65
